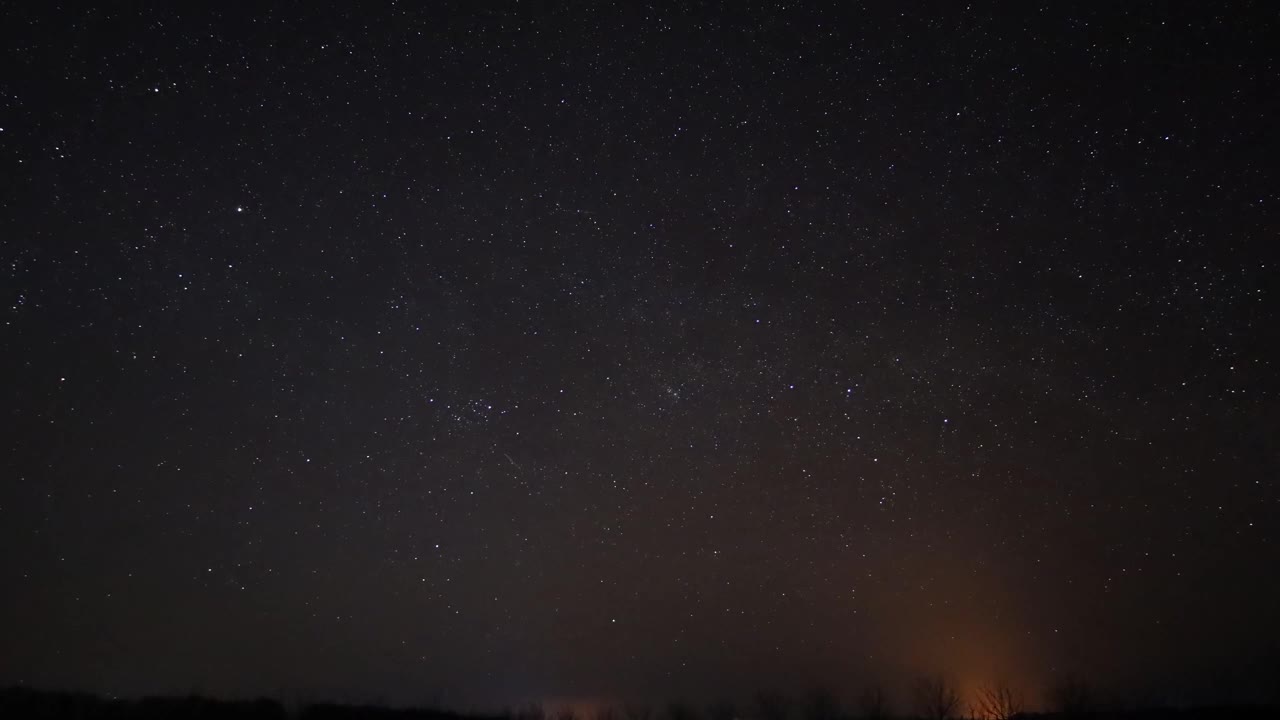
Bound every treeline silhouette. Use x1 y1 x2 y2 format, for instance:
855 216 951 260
2 682 1277 720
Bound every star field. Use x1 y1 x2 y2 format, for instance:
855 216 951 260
1 2 1277 710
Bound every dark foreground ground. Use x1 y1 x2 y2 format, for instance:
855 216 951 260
0 686 499 720
2 687 1278 720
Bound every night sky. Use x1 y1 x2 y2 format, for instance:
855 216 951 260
2 2 1278 712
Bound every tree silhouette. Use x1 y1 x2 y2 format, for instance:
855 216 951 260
913 676 960 720
805 689 840 720
757 693 791 720
517 705 547 720
667 702 697 720
708 700 737 720
625 704 654 720
1048 676 1094 717
971 683 1024 720
857 685 889 720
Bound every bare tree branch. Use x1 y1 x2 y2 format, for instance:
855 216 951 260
857 685 889 720
971 683 1024 720
913 676 960 720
